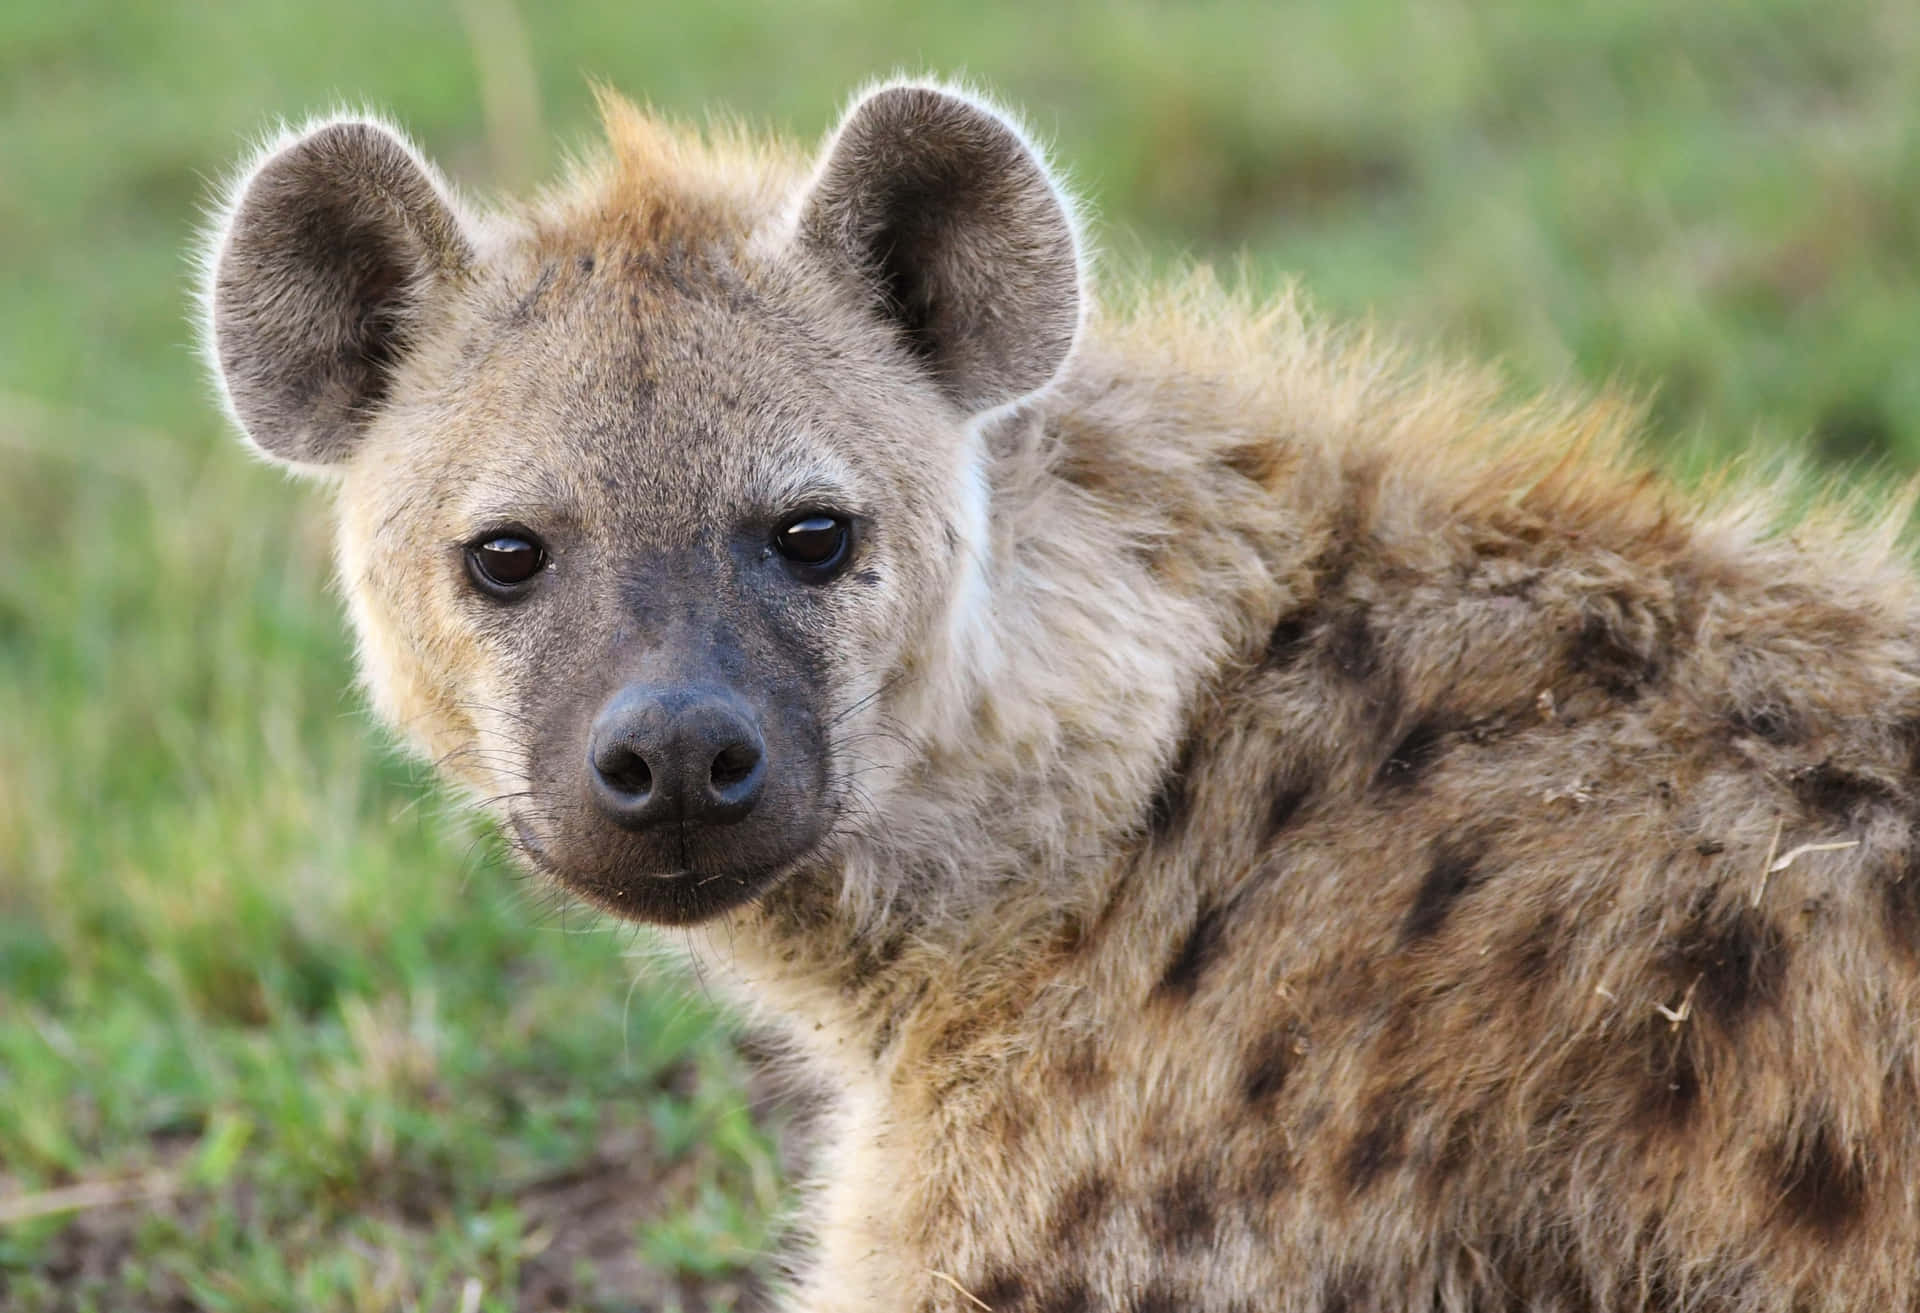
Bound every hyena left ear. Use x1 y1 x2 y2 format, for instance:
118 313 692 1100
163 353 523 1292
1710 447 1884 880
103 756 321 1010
797 83 1083 415
204 119 474 470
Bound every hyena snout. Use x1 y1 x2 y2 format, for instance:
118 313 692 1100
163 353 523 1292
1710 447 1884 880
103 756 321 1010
586 683 768 833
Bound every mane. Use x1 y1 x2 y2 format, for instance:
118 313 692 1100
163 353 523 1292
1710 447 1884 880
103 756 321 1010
522 90 810 252
1090 265 1920 591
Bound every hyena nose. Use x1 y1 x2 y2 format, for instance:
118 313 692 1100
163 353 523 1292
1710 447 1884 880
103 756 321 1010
586 685 768 831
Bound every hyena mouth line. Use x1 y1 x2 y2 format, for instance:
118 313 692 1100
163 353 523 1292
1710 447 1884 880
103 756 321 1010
508 807 817 896
506 810 683 883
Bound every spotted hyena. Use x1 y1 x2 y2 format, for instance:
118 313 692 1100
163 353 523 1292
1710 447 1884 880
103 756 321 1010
202 79 1920 1310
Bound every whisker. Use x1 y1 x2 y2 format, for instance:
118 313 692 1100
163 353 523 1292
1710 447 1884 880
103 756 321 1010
827 670 908 730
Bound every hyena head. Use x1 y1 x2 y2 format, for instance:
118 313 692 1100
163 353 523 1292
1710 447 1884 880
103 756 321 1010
203 85 1083 924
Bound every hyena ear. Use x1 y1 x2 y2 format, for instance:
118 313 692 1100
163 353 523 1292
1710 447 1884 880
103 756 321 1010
797 84 1083 414
204 119 473 468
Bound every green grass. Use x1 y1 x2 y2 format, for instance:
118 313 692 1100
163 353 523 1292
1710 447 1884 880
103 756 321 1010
3 1 1917 1308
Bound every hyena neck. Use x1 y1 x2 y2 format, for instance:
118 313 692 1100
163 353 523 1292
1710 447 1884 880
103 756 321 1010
716 349 1306 1029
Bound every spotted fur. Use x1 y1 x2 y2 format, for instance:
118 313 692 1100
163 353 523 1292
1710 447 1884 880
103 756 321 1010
203 79 1920 1311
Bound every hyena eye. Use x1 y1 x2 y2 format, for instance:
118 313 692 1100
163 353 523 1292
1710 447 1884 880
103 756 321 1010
774 514 853 579
464 531 548 598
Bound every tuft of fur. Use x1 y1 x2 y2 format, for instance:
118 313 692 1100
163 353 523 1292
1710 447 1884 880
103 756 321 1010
203 81 1920 1311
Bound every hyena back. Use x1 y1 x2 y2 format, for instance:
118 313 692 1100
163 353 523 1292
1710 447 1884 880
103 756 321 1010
203 81 1920 1310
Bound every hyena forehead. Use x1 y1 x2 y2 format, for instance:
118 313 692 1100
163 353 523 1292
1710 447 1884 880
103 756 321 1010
444 253 968 544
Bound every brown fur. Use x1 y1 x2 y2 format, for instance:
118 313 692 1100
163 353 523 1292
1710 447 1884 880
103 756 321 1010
203 81 1920 1310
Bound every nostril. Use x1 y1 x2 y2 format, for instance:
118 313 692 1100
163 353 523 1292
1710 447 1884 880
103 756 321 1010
597 744 654 798
709 741 760 790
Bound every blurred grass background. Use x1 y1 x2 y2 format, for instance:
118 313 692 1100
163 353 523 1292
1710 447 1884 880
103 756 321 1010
2 1 1916 1309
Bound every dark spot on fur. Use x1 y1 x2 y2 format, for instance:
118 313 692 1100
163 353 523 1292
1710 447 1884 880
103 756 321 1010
1048 917 1088 960
1772 1123 1866 1238
1631 1022 1701 1133
1048 1171 1111 1245
1665 901 1786 1026
660 243 699 297
1222 440 1280 485
1242 1024 1303 1104
982 1096 1035 1159
1509 915 1562 987
1401 840 1486 943
1155 903 1227 999
755 872 836 936
1882 847 1920 953
1732 701 1800 744
1059 1038 1109 1095
974 1270 1027 1311
1321 1271 1368 1313
1568 609 1660 699
1326 603 1376 680
1489 569 1543 599
1129 1285 1183 1313
1792 760 1897 821
1897 716 1920 777
927 1011 988 1066
1034 1283 1091 1313
1246 1142 1294 1197
855 568 882 587
844 928 909 994
1306 505 1364 597
1145 737 1197 838
1342 1092 1408 1194
1696 838 1726 856
1658 1044 1702 1127
575 252 595 274
1481 1235 1605 1313
1149 1167 1217 1250
1427 1112 1476 1194
868 1008 902 1060
1265 609 1315 666
1263 777 1311 842
1378 718 1450 788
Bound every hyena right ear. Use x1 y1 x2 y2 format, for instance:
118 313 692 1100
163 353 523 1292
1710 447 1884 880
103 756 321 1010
796 83 1084 416
204 119 473 468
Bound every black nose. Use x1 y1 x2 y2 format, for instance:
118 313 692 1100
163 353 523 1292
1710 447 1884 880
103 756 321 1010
586 684 768 831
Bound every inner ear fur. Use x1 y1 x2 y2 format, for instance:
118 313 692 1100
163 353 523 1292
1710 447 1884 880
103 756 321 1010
798 84 1083 415
207 119 472 468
